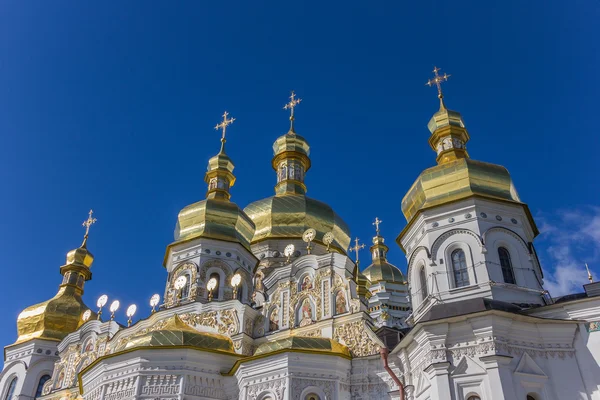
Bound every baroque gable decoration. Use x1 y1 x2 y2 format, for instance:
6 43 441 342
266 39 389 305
333 320 381 357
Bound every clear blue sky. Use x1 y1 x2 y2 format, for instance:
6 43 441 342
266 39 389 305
1 1 598 346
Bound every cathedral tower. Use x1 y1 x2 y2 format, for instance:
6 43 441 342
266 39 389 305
398 68 547 322
164 113 257 307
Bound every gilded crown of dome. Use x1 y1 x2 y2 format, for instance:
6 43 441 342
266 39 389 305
172 114 256 251
15 227 95 345
363 231 405 284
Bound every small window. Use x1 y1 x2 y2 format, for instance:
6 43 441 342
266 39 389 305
419 266 428 299
180 273 191 299
5 377 18 400
451 249 470 287
498 247 516 284
209 273 220 299
526 396 537 400
467 396 481 400
35 375 51 398
306 395 320 400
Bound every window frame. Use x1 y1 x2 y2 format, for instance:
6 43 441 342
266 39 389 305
451 249 470 288
498 247 516 284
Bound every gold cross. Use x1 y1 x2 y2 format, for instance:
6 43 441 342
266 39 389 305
214 111 235 142
283 91 302 131
373 217 382 235
426 66 451 99
349 237 365 264
82 209 97 239
585 263 594 283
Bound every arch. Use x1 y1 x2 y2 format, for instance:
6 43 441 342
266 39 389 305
407 246 431 279
431 229 483 262
498 247 516 284
451 249 470 288
300 386 327 400
3 377 17 400
34 375 51 398
172 261 198 300
482 226 530 254
257 390 278 400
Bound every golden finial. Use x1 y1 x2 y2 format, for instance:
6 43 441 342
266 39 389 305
426 66 451 108
283 91 302 132
373 217 382 235
585 263 594 283
81 209 97 246
214 111 235 152
349 237 365 265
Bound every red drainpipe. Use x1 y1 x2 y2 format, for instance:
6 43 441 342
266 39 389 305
380 347 405 400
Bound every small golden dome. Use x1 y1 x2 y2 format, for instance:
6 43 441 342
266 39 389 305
254 336 351 358
172 127 256 251
15 243 93 344
363 262 405 284
123 315 235 354
244 194 351 252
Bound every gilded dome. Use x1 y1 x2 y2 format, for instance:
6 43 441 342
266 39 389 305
172 131 256 251
245 120 351 252
363 261 405 284
15 242 94 344
401 157 521 222
254 336 351 358
244 194 351 252
123 315 235 354
174 198 255 251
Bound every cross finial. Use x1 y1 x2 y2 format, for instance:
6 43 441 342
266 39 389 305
426 66 451 103
585 263 594 283
373 217 383 235
283 91 302 132
349 237 365 264
214 111 235 150
82 209 97 246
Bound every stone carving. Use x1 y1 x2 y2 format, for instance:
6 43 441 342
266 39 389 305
291 378 334 400
180 309 240 336
141 374 180 397
334 321 379 357
322 278 331 318
247 377 286 400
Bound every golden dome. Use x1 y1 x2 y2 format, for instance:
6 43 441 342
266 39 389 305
245 194 351 252
172 130 256 251
254 336 351 358
400 91 531 231
123 315 235 354
15 242 94 345
363 232 405 283
401 158 521 222
245 121 351 252
175 198 255 251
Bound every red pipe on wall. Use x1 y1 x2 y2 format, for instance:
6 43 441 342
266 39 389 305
380 347 405 400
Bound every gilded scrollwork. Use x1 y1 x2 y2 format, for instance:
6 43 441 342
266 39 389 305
334 321 380 357
180 309 239 336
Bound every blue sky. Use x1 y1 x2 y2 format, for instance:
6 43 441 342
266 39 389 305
0 1 598 346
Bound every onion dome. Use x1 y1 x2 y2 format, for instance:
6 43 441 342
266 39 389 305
173 113 255 251
363 232 405 284
244 93 351 252
15 216 96 345
399 68 535 237
123 315 235 354
254 336 351 358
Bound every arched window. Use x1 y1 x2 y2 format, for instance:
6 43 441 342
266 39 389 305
236 284 243 301
4 377 17 400
451 249 470 288
35 375 51 398
306 394 320 400
419 266 428 299
209 272 220 300
498 247 516 284
180 273 191 299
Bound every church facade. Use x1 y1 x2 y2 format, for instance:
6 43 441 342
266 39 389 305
1 72 599 400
